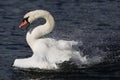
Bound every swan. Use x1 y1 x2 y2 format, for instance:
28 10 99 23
13 10 87 69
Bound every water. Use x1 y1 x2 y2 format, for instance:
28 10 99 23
0 0 120 80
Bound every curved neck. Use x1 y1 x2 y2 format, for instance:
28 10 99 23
26 11 55 47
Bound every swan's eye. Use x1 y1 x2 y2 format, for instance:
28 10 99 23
22 17 29 22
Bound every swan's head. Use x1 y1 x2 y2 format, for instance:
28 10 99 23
19 10 50 29
19 16 30 28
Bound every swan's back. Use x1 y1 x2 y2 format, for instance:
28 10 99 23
32 38 87 66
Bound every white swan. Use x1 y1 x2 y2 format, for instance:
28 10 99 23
13 10 87 69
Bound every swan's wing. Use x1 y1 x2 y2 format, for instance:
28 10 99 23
56 40 78 50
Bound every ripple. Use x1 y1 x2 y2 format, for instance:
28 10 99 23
0 0 120 80
0 0 20 5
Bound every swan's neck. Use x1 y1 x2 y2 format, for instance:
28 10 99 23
26 11 55 47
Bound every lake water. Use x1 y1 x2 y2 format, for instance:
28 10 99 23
0 0 120 80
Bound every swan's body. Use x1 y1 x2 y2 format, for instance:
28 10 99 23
13 10 87 69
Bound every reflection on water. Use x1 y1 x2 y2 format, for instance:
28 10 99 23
0 0 120 80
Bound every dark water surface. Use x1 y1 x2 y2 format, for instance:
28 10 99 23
0 0 120 80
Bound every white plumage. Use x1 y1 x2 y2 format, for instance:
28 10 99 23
13 10 87 69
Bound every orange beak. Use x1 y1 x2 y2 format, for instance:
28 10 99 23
19 20 28 28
